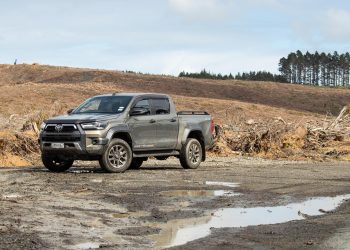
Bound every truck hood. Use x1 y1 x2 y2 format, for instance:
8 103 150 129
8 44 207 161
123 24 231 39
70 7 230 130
46 113 123 124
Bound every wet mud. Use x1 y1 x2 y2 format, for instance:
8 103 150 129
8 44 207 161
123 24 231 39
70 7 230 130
0 157 349 249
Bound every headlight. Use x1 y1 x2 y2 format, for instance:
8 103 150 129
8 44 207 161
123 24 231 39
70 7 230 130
81 121 108 130
40 122 46 131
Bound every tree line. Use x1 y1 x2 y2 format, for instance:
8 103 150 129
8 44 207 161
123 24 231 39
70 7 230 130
279 51 350 87
179 69 285 82
179 69 234 80
235 71 286 82
178 50 350 87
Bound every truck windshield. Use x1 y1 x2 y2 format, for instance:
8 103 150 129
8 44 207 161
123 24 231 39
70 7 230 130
73 96 132 114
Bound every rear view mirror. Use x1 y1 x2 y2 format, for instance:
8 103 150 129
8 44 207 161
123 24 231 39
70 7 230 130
130 107 149 116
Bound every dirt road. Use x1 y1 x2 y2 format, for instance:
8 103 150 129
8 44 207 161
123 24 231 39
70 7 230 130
0 157 349 249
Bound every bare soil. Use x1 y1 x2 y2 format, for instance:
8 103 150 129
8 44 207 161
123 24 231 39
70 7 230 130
0 157 349 249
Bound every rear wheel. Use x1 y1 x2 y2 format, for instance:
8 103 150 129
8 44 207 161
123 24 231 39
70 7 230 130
179 138 202 169
42 154 73 172
99 139 132 173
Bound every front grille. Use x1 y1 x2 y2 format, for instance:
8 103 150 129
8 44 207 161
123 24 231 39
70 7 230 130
45 124 77 133
42 135 81 142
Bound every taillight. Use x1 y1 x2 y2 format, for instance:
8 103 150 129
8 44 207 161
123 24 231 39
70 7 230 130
210 119 215 135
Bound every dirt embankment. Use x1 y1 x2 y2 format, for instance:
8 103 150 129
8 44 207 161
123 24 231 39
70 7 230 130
1 63 350 115
0 130 38 167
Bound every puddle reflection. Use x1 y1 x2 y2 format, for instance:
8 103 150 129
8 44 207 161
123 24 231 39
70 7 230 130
73 242 100 249
161 190 239 198
161 194 350 248
206 181 239 188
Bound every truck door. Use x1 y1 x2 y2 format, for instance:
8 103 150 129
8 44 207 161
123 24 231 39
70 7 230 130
128 98 158 151
150 98 178 149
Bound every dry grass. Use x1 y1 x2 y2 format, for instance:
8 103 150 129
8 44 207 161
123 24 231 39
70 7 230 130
1 64 350 115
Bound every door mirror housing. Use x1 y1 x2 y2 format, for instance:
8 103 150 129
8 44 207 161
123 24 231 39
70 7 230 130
130 107 149 116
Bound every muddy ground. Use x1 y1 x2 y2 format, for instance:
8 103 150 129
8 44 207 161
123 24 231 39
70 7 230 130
0 157 349 250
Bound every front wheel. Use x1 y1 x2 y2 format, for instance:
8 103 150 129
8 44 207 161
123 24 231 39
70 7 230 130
42 154 73 172
99 139 132 173
179 138 203 169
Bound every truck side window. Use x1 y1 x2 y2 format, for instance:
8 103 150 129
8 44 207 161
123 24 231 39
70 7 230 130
152 98 170 115
134 99 151 115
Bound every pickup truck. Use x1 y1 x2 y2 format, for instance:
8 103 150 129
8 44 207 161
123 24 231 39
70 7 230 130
39 93 215 173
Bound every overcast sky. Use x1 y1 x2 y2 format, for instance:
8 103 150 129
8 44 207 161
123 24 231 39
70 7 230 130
1 0 350 75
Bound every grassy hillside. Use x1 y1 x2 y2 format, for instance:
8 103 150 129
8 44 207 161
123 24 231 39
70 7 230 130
1 64 350 116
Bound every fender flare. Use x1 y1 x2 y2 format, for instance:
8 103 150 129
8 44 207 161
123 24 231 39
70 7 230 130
105 124 132 143
181 127 206 161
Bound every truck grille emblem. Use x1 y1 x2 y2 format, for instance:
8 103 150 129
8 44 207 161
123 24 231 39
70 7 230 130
55 124 64 132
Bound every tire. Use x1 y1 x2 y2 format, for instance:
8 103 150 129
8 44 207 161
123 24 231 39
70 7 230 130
179 138 203 169
42 154 73 172
99 138 132 173
129 158 144 169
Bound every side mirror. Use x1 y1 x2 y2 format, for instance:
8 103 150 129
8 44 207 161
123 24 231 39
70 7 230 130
67 109 74 114
130 107 149 116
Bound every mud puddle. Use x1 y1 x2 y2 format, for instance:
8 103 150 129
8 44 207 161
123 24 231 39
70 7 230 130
73 242 101 250
2 193 23 199
159 194 350 248
161 190 239 198
205 181 239 188
160 181 240 198
69 169 96 174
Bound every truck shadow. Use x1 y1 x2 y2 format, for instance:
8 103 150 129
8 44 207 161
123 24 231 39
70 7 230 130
138 166 184 171
6 165 184 173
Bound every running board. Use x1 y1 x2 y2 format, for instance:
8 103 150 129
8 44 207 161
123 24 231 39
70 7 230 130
133 150 179 158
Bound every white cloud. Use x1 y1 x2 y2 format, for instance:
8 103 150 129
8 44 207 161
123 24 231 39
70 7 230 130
290 8 350 46
2 0 350 75
168 0 230 21
324 9 350 42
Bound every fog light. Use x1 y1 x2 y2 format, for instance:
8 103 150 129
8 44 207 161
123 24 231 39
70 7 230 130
90 138 108 145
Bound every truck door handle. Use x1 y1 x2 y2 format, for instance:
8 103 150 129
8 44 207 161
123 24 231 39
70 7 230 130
150 119 156 123
170 118 177 122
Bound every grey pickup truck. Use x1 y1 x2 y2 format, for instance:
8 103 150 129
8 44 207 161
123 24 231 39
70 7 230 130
39 93 215 173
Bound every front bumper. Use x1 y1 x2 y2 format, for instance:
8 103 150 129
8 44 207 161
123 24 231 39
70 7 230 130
39 124 108 158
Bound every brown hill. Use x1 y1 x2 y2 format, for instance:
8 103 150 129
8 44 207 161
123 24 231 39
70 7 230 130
1 64 349 115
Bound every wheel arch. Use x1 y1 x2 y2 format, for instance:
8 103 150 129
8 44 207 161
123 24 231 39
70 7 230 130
187 130 206 161
111 132 132 148
106 126 133 149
